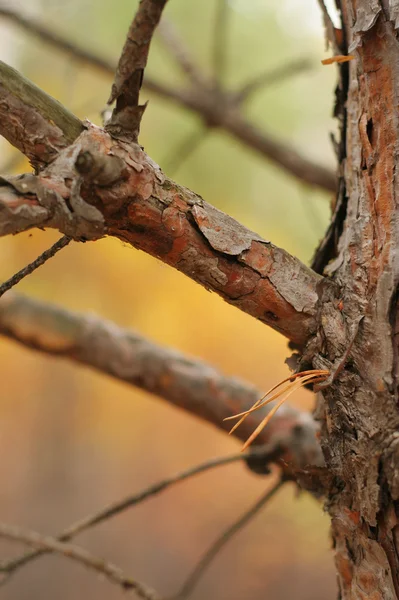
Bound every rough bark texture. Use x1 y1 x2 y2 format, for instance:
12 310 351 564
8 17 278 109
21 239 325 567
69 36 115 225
0 292 323 474
310 3 399 598
4 2 399 595
106 0 169 142
0 122 324 346
0 61 83 169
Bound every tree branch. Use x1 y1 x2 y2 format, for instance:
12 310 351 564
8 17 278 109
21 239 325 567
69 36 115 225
212 0 230 85
174 480 284 599
0 62 328 345
149 85 336 192
0 6 336 192
0 61 83 169
0 292 323 471
0 235 72 298
0 124 324 345
106 0 169 142
157 18 207 88
0 449 281 580
234 58 313 104
0 523 161 599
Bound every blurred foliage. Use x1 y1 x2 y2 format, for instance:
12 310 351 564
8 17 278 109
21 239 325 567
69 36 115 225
0 1 337 598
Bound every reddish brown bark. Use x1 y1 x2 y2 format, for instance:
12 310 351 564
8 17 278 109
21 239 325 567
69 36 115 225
310 3 399 598
0 124 324 346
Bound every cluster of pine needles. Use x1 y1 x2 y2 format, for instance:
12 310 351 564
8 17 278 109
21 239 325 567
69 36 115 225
224 369 330 451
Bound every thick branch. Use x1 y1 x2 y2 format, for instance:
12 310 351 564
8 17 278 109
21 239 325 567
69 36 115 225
0 7 336 192
106 0 169 142
0 61 83 169
0 523 161 599
0 125 324 345
0 292 323 471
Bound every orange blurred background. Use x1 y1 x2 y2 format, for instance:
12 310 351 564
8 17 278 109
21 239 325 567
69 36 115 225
0 1 338 598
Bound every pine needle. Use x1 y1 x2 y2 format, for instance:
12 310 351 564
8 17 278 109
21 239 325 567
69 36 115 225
223 369 329 450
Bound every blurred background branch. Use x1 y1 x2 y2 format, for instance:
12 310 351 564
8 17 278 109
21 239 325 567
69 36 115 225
0 292 323 470
0 449 280 582
174 478 284 599
0 3 336 192
0 523 161 599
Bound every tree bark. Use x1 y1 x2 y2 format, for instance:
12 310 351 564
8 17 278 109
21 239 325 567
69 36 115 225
313 3 399 597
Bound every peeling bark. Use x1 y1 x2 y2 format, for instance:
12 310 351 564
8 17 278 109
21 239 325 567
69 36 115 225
310 3 399 597
0 124 324 346
0 61 83 169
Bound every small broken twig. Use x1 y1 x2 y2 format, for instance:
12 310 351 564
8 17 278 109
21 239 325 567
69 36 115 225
106 0 169 142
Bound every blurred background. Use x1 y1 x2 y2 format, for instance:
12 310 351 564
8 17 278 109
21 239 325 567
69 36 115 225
0 0 338 598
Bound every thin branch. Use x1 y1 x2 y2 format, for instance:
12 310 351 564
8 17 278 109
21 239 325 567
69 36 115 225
152 86 336 192
0 5 336 192
234 58 313 104
157 18 207 88
106 0 169 142
0 448 278 579
213 0 230 85
0 235 72 298
0 523 161 599
174 479 285 599
0 292 323 469
0 6 116 75
162 127 209 176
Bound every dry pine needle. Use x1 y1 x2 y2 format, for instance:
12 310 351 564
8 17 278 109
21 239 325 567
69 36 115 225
224 369 329 451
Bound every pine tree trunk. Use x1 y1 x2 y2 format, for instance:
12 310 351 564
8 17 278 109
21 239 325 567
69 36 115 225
314 2 399 597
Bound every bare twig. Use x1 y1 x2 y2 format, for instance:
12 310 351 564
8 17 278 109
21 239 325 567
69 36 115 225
213 0 230 85
0 6 116 75
163 127 209 175
0 523 161 599
106 0 169 142
174 479 285 599
139 84 337 191
0 448 278 580
235 58 313 104
0 235 72 298
157 19 207 88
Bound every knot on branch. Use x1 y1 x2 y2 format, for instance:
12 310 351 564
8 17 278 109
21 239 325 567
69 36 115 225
75 149 127 186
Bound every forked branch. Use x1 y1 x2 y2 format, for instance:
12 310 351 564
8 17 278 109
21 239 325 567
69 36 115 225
0 5 336 192
0 116 325 345
0 449 281 580
0 523 161 599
